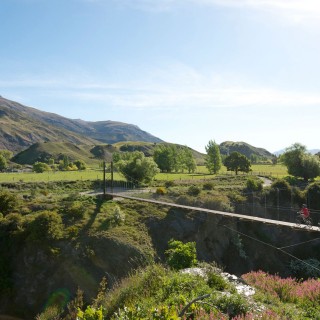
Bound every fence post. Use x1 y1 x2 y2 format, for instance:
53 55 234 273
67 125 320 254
277 188 280 220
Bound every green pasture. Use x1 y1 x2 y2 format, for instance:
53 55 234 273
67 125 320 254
0 164 288 184
154 164 287 182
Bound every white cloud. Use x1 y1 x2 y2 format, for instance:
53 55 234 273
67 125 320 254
111 0 320 24
3 64 320 111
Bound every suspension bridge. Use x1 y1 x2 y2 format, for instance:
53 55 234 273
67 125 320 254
101 162 320 233
104 191 320 233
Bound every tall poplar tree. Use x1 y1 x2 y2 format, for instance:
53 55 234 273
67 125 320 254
205 140 222 174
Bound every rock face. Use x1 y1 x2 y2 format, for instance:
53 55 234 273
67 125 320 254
147 208 320 276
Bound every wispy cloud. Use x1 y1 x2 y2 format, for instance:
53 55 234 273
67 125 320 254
3 65 320 111
111 0 320 24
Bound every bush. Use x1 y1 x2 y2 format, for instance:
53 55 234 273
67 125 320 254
203 182 214 190
64 200 87 219
155 187 167 195
165 239 197 270
0 190 18 216
1 213 23 233
202 195 234 212
111 206 125 226
187 185 201 196
33 162 51 173
246 178 262 192
289 258 320 279
305 183 320 210
268 179 292 204
207 272 228 290
27 211 64 242
214 294 250 318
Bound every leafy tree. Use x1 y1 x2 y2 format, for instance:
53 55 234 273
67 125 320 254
300 154 320 181
250 154 258 164
0 190 18 216
205 140 222 174
0 150 13 160
0 155 8 172
74 160 87 170
153 145 176 172
281 143 320 181
165 239 197 270
114 151 160 185
306 182 320 210
33 161 51 173
181 148 196 173
280 143 306 178
153 145 196 173
224 152 251 175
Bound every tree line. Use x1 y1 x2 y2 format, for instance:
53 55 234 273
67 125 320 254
1 141 320 184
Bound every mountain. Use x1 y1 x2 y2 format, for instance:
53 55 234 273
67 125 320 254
0 96 163 153
219 141 274 160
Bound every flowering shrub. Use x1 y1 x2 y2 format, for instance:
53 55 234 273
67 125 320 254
242 270 320 305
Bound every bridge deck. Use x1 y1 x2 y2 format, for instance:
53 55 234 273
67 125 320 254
107 192 320 232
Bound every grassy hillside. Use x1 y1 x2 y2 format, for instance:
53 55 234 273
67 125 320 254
220 141 275 161
114 141 205 164
11 142 101 166
0 103 97 152
0 96 163 153
10 141 206 167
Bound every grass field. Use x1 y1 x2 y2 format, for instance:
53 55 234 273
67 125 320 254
0 164 288 184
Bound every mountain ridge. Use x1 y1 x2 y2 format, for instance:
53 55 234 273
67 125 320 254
0 96 163 153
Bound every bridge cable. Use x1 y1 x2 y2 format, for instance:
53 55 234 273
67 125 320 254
221 224 320 274
278 237 320 250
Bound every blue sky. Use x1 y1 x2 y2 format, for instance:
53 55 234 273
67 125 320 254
1 0 320 153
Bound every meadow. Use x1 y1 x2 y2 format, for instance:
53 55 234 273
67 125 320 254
0 164 288 183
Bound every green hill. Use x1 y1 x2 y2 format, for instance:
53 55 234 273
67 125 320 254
11 142 101 166
114 141 205 164
219 141 274 161
12 141 205 166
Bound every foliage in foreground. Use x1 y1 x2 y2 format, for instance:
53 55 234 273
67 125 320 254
77 264 253 320
73 264 320 320
71 264 320 320
243 270 320 319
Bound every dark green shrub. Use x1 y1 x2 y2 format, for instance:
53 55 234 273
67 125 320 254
207 272 228 290
165 239 197 270
64 200 87 219
27 211 64 242
202 196 234 212
1 213 23 233
187 185 201 196
289 258 320 279
305 183 320 210
203 182 214 190
176 195 192 206
33 162 51 173
268 179 292 204
0 190 18 216
214 294 249 318
246 177 262 192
